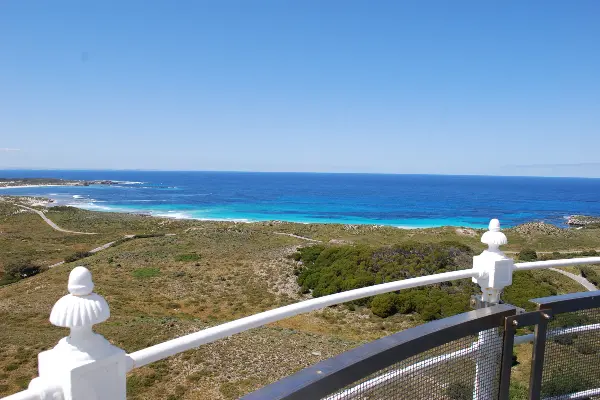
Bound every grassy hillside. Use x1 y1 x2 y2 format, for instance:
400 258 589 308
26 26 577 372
0 197 598 398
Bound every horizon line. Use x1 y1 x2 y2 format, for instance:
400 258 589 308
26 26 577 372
0 168 599 180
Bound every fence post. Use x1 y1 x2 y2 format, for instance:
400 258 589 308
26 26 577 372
28 266 127 400
471 219 515 400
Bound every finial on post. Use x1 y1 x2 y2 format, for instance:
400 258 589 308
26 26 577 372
472 219 514 305
29 267 127 400
480 218 507 255
50 266 109 330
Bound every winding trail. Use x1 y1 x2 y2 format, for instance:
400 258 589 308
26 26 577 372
548 268 597 291
47 235 136 269
273 232 322 243
16 204 97 235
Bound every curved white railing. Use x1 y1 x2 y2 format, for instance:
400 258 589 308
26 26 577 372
1 391 41 400
514 257 600 271
127 268 476 368
128 256 600 370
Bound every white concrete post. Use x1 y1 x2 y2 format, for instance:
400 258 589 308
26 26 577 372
471 219 514 400
28 267 127 400
472 218 513 304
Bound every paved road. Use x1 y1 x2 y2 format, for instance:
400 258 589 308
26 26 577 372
17 204 97 235
549 268 597 291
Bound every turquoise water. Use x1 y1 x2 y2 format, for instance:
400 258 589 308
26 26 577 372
2 170 600 228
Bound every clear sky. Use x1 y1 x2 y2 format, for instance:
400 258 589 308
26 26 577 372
1 1 599 177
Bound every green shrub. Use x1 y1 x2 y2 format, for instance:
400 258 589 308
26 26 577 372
518 248 538 261
503 271 556 310
295 242 476 319
4 364 18 372
134 233 166 239
542 375 587 397
0 260 44 286
48 206 77 212
132 268 161 278
175 253 201 262
579 266 600 286
371 293 397 318
509 381 528 400
445 382 472 400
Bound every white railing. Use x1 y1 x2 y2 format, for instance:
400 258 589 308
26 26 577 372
514 257 600 271
128 268 475 369
2 219 599 400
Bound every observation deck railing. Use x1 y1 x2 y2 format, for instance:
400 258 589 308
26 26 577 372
2 219 600 400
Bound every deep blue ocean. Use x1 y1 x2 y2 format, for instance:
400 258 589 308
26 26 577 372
1 170 599 228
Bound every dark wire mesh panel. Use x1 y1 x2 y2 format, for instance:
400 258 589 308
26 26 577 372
322 328 503 400
541 307 600 399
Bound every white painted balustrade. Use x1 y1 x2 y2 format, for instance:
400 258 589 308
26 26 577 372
2 219 600 400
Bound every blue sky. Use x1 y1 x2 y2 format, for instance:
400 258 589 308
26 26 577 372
1 1 599 176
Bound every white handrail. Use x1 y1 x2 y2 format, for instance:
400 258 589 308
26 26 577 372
127 256 600 370
127 268 476 369
1 390 40 400
324 344 479 400
548 323 600 337
514 257 600 271
514 322 600 345
543 387 600 400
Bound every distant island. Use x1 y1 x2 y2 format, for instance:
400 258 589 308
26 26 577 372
0 178 120 188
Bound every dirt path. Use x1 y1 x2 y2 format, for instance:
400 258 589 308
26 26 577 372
48 235 136 269
548 268 597 291
16 204 97 235
273 232 322 243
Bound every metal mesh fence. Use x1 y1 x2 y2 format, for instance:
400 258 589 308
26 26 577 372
541 307 600 399
322 328 504 400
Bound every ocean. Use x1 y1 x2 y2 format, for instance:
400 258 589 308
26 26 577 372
1 170 599 228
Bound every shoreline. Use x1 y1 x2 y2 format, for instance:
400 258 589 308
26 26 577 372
0 179 129 189
67 200 485 229
0 180 592 230
0 184 85 190
2 194 483 230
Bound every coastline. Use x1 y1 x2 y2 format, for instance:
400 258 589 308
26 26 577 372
1 194 484 230
2 172 598 229
0 184 84 190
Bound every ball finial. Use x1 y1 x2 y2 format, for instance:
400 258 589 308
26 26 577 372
68 266 94 296
481 218 507 250
488 218 501 232
50 266 109 328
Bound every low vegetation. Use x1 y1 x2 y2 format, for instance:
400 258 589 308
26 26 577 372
0 196 599 398
294 242 477 320
175 253 201 262
64 251 92 263
518 248 538 261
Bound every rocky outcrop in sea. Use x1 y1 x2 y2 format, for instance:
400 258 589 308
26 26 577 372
567 215 600 227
